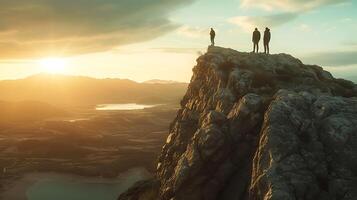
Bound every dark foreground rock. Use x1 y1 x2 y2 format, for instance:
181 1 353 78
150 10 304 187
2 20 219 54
119 46 357 200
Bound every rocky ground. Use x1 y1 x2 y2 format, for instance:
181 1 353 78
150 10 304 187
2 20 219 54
119 46 357 200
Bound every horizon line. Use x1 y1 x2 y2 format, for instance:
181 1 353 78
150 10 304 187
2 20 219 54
0 72 189 84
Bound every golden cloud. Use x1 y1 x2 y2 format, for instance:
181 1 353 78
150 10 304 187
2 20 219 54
0 0 194 59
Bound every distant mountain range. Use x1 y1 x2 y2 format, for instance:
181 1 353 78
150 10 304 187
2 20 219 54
0 74 188 106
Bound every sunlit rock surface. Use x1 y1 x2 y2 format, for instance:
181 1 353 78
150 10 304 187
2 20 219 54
119 46 357 200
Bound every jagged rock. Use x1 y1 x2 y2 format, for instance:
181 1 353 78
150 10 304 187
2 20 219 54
250 91 357 200
119 46 357 200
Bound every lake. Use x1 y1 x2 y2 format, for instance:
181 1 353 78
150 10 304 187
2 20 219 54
96 103 159 111
1 168 150 200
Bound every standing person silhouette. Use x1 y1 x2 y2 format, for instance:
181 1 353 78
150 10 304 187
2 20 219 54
210 28 216 46
264 27 271 54
252 28 261 53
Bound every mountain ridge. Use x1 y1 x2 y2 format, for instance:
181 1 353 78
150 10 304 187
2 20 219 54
0 73 188 106
119 46 357 200
1 73 188 84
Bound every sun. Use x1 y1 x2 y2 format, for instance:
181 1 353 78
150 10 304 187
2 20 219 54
39 58 67 74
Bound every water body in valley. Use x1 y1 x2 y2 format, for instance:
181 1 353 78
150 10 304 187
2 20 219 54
96 103 159 111
1 168 150 200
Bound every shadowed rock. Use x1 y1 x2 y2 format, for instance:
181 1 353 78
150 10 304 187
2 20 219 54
119 46 357 200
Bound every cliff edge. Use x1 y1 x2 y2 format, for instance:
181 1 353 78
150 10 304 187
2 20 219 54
119 46 357 200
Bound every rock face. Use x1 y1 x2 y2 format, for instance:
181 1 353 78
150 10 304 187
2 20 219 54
119 46 357 200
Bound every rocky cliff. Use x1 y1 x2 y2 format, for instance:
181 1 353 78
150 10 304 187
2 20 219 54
119 46 357 200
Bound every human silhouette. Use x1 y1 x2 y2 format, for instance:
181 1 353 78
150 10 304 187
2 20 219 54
210 28 216 46
252 28 261 53
264 27 271 54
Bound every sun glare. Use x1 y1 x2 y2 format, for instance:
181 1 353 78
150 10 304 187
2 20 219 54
39 58 67 74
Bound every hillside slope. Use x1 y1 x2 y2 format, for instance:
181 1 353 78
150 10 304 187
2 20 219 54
0 100 68 122
119 46 357 200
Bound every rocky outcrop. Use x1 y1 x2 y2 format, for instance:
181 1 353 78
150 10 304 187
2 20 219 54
119 46 357 200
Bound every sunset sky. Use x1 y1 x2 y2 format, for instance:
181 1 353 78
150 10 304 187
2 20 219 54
0 0 356 82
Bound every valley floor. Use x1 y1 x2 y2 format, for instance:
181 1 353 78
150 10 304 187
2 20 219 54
0 104 177 197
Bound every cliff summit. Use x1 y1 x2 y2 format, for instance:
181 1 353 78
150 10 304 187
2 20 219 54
119 46 357 200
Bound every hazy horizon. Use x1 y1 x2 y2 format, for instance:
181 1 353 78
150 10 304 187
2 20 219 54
0 72 189 83
0 0 356 82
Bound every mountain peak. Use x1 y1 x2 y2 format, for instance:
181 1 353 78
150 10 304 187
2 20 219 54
119 47 357 200
200 46 356 98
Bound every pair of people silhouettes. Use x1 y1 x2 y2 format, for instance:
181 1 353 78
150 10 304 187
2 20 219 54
209 27 271 54
253 27 270 54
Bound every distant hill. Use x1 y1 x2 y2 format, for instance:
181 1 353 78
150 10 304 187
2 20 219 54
0 100 68 122
0 74 188 106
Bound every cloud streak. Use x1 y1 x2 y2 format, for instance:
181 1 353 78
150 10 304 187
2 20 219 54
177 26 209 38
229 13 298 31
302 51 357 66
240 0 349 11
230 0 349 32
151 47 204 54
0 0 194 59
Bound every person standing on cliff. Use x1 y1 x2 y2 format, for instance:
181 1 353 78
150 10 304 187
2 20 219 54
252 28 261 53
264 27 271 54
210 28 216 46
